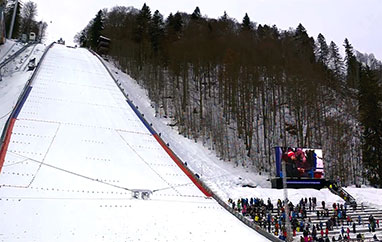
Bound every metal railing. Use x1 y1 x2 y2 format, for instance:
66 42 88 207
0 42 35 69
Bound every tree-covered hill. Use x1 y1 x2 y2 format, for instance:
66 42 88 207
76 4 382 187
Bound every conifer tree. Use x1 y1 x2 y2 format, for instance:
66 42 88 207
344 38 359 89
241 13 252 31
172 12 183 33
149 10 164 54
165 12 183 41
328 41 344 79
133 3 151 43
316 33 329 65
89 10 104 49
294 23 315 63
358 65 382 186
191 6 201 20
295 23 307 36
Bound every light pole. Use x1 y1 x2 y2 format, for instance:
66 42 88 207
38 21 42 43
282 158 293 241
8 0 19 39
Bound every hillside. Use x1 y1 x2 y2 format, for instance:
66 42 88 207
77 4 382 187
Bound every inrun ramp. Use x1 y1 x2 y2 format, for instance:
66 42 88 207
0 45 267 242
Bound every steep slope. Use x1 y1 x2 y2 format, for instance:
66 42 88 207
0 44 267 241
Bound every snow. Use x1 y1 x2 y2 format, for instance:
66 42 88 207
1 42 382 241
0 44 267 241
0 41 47 133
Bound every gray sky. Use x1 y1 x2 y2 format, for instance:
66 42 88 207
31 0 382 60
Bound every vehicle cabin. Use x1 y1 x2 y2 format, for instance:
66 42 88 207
57 38 65 45
29 32 36 42
21 34 27 43
97 35 110 55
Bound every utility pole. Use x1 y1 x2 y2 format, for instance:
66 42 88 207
282 159 293 241
8 0 19 39
38 21 42 42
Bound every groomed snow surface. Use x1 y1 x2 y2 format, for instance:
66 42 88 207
0 44 267 242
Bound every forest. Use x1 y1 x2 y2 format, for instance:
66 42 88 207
76 4 382 187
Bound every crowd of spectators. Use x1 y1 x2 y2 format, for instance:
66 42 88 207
227 197 381 241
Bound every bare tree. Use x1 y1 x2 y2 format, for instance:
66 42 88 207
20 1 37 36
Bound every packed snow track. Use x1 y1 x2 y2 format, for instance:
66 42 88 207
0 44 268 241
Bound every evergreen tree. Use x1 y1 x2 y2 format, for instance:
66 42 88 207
295 23 307 37
191 6 201 20
295 24 315 62
149 10 164 54
165 12 183 41
344 38 359 89
358 65 382 186
89 10 104 49
133 3 151 43
172 12 183 33
316 33 329 65
241 13 252 31
328 41 344 79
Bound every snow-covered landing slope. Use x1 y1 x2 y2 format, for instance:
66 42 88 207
0 44 268 242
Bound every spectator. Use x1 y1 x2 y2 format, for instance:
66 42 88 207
356 233 362 240
337 235 342 241
373 234 378 241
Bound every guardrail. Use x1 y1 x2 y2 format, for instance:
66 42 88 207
90 49 281 242
328 181 357 208
0 42 54 172
0 42 35 69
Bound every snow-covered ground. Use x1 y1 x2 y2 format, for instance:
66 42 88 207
0 40 46 132
0 44 268 241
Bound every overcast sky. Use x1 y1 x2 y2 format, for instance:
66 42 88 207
30 0 382 60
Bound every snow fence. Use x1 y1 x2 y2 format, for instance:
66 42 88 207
90 49 281 242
